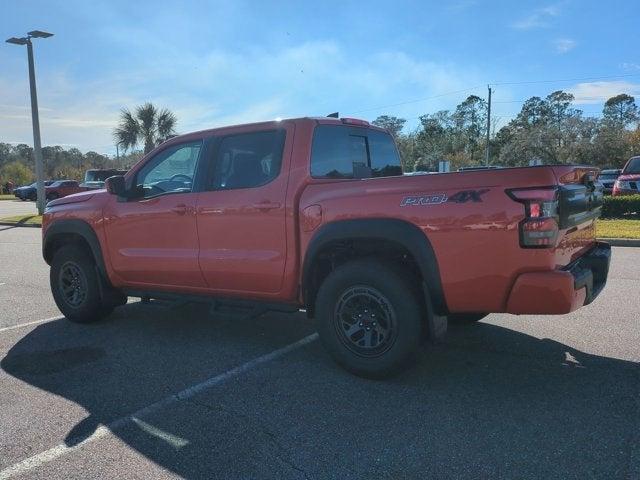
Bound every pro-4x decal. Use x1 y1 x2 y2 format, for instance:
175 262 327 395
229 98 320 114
400 189 489 206
400 194 448 206
447 189 490 203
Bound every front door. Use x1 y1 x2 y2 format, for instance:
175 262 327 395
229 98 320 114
103 140 206 289
196 127 292 296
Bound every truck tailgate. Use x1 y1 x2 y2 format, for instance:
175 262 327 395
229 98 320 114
552 166 603 266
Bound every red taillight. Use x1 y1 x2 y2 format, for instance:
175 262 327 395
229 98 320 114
507 187 559 248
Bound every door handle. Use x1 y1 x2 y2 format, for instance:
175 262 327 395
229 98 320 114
171 204 188 215
252 201 281 211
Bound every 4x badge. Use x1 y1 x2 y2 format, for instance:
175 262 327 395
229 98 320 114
400 189 489 207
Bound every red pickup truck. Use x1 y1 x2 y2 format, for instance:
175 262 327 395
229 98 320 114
42 117 610 377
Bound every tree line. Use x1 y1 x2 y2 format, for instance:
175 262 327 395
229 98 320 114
2 93 638 188
0 143 140 188
0 102 176 188
373 91 640 172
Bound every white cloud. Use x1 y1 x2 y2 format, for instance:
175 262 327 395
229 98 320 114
512 4 561 30
0 41 486 153
553 38 577 54
568 81 640 104
621 62 640 71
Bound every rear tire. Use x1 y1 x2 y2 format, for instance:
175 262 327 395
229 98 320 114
50 245 114 323
315 259 424 379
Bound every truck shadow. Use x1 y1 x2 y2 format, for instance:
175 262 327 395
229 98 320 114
2 304 638 479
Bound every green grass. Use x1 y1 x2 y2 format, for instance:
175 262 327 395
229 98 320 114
0 214 43 226
0 194 16 200
596 219 640 239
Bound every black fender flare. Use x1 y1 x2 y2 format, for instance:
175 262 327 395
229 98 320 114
302 218 448 315
43 219 110 283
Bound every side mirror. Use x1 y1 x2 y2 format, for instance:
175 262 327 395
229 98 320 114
105 175 127 196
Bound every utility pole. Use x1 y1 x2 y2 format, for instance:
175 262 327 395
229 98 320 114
6 30 53 215
485 85 492 166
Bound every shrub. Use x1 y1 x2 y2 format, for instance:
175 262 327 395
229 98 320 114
601 195 640 219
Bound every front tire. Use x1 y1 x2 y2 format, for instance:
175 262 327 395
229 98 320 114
315 260 424 379
50 245 114 323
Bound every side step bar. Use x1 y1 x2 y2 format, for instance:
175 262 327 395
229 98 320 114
124 289 300 320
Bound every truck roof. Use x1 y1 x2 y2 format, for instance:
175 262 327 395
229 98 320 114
164 116 387 146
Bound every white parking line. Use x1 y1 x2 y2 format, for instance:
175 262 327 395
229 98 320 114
0 332 319 479
0 316 64 334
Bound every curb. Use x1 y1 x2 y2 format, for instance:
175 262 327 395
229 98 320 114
598 238 640 247
0 222 41 228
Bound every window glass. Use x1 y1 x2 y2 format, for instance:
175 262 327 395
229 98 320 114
368 130 403 177
599 174 618 180
624 157 640 174
136 141 202 198
311 125 402 178
210 130 285 190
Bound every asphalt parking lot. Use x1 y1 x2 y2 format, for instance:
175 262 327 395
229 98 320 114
0 199 38 219
0 226 638 479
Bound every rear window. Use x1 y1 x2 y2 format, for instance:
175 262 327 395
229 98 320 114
209 129 285 190
310 125 402 179
624 157 640 175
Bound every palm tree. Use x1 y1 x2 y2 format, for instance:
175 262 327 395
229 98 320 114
113 103 177 154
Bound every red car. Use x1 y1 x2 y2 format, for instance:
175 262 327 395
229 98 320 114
612 156 640 196
42 117 610 377
44 180 87 202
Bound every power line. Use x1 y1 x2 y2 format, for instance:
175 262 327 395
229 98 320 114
349 85 484 114
490 73 640 87
347 73 640 118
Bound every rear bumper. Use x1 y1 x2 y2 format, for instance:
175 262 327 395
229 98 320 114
506 242 611 314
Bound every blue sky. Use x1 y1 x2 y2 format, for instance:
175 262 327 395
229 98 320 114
2 0 639 153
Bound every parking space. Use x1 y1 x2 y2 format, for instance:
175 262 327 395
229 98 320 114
0 227 638 479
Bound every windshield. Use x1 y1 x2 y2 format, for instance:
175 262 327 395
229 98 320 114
599 174 618 180
623 157 640 175
84 170 125 182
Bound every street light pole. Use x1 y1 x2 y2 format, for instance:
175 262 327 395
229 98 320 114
26 39 46 214
6 30 53 215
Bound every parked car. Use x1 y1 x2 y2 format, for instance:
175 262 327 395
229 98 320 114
613 156 640 196
13 181 54 201
81 169 128 190
42 116 610 378
599 169 622 195
43 180 87 202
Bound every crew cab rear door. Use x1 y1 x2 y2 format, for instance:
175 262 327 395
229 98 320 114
195 124 293 295
103 140 206 289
